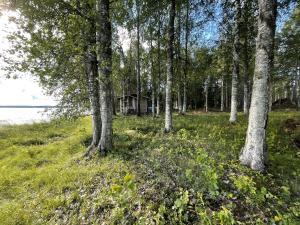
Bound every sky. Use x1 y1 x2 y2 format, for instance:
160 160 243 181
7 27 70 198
0 10 56 106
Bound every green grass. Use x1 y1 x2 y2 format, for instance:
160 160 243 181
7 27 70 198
0 111 299 224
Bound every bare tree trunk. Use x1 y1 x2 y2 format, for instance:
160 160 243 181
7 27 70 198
221 76 224 112
177 90 182 113
229 0 241 123
97 0 113 154
150 31 155 117
297 65 300 110
118 46 127 115
225 78 228 110
182 0 189 115
165 0 175 133
177 6 183 114
240 0 277 171
84 48 101 155
112 88 116 116
136 0 141 116
157 12 162 116
82 2 101 157
204 76 209 112
243 35 249 115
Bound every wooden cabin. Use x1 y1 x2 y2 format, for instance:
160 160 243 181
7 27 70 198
117 94 148 114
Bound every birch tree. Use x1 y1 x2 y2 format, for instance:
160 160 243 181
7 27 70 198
97 0 113 154
240 0 277 171
229 0 241 123
83 1 101 156
136 0 142 116
182 0 190 114
165 0 175 133
157 12 162 116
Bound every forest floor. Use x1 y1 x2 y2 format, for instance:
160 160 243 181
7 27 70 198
0 111 299 225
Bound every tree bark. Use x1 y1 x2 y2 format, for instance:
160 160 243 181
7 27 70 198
97 0 113 154
182 0 189 115
157 12 162 116
240 0 277 171
221 75 224 112
150 31 155 117
204 76 209 112
229 0 241 123
118 46 127 115
165 0 175 133
243 35 249 115
225 77 228 109
82 1 101 157
136 0 141 116
297 65 300 110
177 5 183 114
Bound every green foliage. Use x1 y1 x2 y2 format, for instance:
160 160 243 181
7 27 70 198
0 111 299 224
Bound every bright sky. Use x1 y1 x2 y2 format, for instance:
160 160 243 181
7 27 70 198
0 10 56 106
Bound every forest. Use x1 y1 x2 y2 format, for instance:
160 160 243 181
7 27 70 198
0 0 300 224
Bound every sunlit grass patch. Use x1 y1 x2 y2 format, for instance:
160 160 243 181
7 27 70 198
0 111 299 224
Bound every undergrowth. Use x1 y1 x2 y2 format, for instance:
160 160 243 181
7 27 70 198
0 111 299 224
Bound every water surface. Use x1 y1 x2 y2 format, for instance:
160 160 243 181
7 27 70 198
0 108 51 125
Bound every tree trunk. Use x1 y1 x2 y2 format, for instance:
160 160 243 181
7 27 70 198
229 0 241 123
240 0 277 171
177 5 183 114
225 77 228 110
243 35 249 115
182 0 189 115
150 32 155 117
297 65 300 110
136 0 141 116
157 12 162 116
204 76 209 112
221 76 224 112
165 0 175 133
112 88 116 116
118 46 127 115
82 2 101 157
97 0 113 154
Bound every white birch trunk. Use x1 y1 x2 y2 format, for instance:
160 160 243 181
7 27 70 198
229 0 241 123
97 0 113 154
240 0 277 171
204 76 209 112
221 76 224 112
82 1 101 156
157 12 162 116
165 0 175 132
182 0 189 115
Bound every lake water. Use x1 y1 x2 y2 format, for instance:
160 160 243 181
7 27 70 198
0 108 51 125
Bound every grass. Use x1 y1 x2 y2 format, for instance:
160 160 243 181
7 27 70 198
0 111 299 224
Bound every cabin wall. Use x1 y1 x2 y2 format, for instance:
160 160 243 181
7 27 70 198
140 99 148 113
